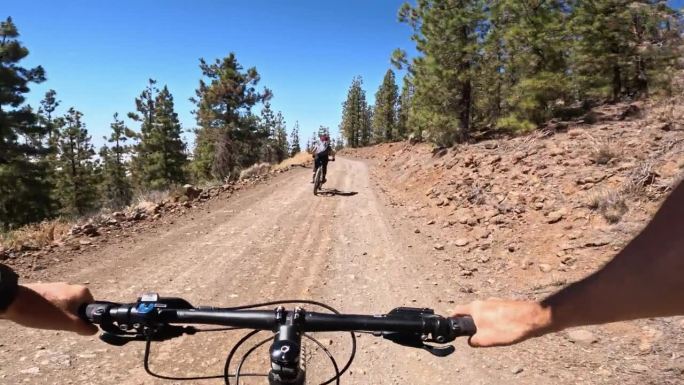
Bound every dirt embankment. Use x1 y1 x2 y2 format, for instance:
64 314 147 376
341 100 684 384
348 101 683 293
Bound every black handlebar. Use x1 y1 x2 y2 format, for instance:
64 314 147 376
81 294 476 384
81 294 475 350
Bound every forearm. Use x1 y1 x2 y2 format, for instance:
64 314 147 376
1 285 71 329
0 283 97 335
540 181 684 332
454 182 684 347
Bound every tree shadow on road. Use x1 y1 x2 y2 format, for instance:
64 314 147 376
316 188 358 197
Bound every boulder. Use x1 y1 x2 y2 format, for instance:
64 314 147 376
136 201 160 215
183 184 202 200
566 329 598 346
547 209 566 224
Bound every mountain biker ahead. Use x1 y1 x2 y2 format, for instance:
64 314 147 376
312 134 335 184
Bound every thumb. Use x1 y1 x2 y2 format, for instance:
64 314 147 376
69 314 98 336
451 303 472 317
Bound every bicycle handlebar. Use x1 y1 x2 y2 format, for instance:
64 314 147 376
81 294 475 351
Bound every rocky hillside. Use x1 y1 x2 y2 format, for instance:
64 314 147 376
349 100 682 292
342 99 684 382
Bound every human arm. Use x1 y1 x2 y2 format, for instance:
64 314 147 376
0 267 97 335
453 180 684 347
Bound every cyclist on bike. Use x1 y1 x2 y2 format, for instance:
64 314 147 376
311 134 335 184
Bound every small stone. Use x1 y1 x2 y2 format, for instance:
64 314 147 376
539 264 552 273
566 329 598 346
472 228 491 239
20 367 40 375
434 244 445 251
427 220 436 225
584 238 611 247
414 229 421 234
112 211 126 220
520 258 532 270
547 209 565 224
454 238 469 247
78 239 92 246
511 366 524 375
630 364 649 374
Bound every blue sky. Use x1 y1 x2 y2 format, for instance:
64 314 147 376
6 1 684 150
7 1 415 149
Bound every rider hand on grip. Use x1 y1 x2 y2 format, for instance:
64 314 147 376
0 264 97 336
454 180 684 347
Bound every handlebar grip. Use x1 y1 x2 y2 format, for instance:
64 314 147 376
79 301 120 324
450 316 477 337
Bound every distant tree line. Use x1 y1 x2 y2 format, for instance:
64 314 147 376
341 0 682 147
0 17 309 230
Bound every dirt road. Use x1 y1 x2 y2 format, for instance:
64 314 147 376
0 157 678 384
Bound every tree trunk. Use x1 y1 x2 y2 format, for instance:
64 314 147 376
612 64 622 102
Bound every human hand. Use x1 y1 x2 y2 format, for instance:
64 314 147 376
452 299 552 347
1 283 97 335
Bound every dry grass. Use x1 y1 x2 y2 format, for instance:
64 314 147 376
466 185 487 205
590 142 620 165
273 152 313 171
586 189 628 224
623 161 658 195
1 220 72 250
239 162 272 180
649 98 684 129
134 188 173 205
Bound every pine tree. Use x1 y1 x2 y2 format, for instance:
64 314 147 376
191 53 271 180
495 0 571 130
0 17 54 229
129 83 187 189
55 108 100 216
571 0 682 101
259 102 276 163
37 89 62 215
257 104 287 163
128 79 158 188
399 0 486 145
333 136 345 151
151 86 187 188
100 113 133 208
289 122 301 156
307 131 317 152
340 76 371 147
362 102 373 146
396 75 413 139
39 89 60 142
473 1 506 129
372 69 399 142
274 112 288 163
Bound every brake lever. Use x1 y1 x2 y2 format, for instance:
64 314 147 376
380 332 456 357
99 332 146 346
421 344 455 357
97 325 197 346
